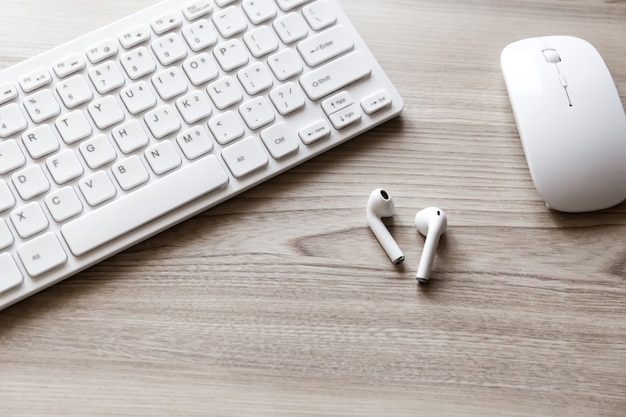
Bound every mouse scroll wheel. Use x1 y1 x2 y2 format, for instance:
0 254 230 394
542 49 561 63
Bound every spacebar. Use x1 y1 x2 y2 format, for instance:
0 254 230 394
61 155 229 256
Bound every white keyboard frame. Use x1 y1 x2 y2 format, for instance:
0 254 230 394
0 0 403 310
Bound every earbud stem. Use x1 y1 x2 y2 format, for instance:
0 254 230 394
416 231 440 282
367 213 405 264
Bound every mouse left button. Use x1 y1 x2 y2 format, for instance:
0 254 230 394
542 49 561 63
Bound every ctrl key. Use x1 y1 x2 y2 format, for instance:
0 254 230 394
0 253 23 293
17 232 67 277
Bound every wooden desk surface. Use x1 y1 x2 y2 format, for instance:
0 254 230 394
1 1 625 415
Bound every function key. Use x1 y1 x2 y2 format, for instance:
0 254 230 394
53 54 86 78
86 39 119 64
19 68 52 93
151 11 183 35
182 0 213 21
0 82 18 105
119 25 151 49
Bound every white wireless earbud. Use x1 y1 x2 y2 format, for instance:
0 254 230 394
415 207 447 282
366 188 405 264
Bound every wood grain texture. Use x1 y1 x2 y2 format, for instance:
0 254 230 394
1 0 626 416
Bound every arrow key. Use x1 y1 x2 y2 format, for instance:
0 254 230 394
361 90 392 115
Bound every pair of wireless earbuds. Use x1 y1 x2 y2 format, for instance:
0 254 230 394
366 188 447 282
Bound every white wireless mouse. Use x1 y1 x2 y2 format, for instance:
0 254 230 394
501 36 626 212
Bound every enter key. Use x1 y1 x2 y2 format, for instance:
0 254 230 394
297 25 354 67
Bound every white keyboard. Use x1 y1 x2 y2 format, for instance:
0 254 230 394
0 0 402 310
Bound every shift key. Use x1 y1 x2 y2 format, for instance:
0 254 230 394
299 51 371 101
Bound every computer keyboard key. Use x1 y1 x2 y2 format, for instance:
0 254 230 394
328 103 361 129
0 103 28 138
0 219 14 250
151 11 183 35
22 126 59 159
268 49 303 81
152 33 188 65
215 0 239 6
274 13 309 44
269 82 306 115
208 110 245 145
11 202 50 239
56 75 94 109
78 171 117 207
112 120 150 154
222 136 269 178
298 25 353 66
238 62 274 95
88 96 126 129
299 51 371 100
361 90 393 115
176 91 213 124
207 76 244 109
19 68 52 93
23 90 61 123
183 0 214 21
0 140 27 174
62 155 229 256
86 39 119 64
177 126 214 160
260 122 300 159
0 253 22 293
145 141 182 175
213 6 248 38
302 0 337 30
183 53 219 86
239 96 275 130
243 26 279 58
145 105 181 139
0 181 16 212
119 25 151 49
45 187 84 223
17 232 67 277
275 0 312 12
46 149 84 185
213 39 249 71
53 54 87 78
55 111 93 144
121 47 157 80
242 0 277 24
12 166 50 200
112 156 150 191
152 67 189 100
322 91 353 115
182 19 218 52
79 134 117 170
89 61 126 94
299 119 331 144
0 82 18 105
120 81 157 115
